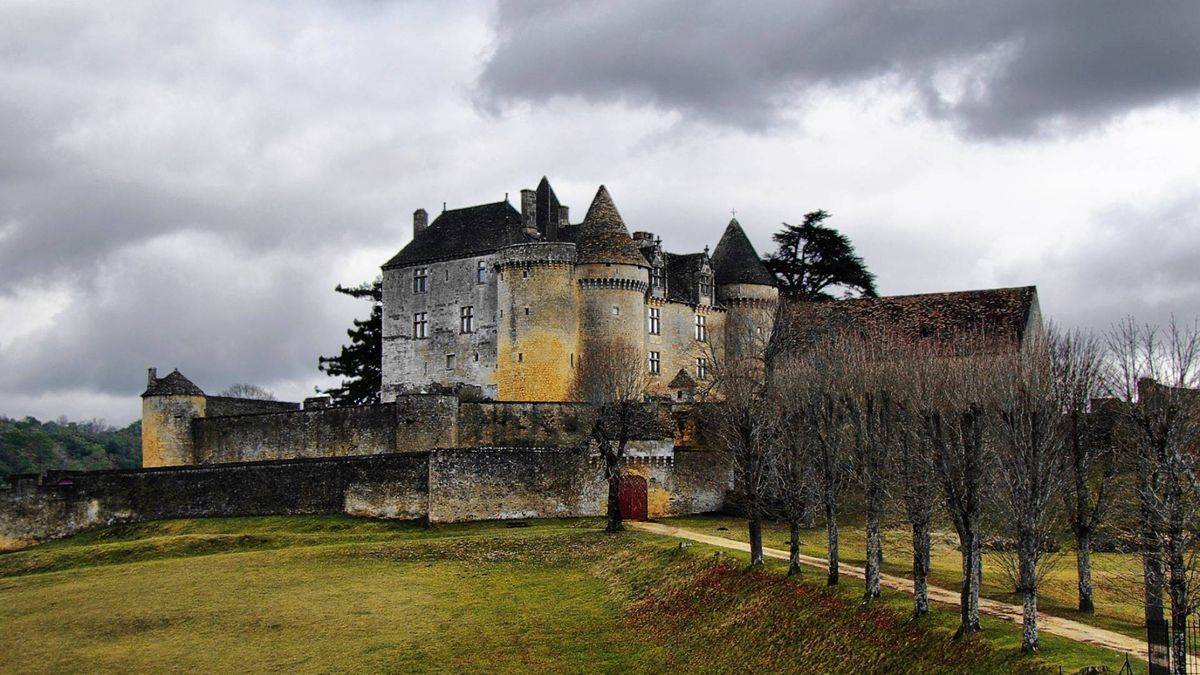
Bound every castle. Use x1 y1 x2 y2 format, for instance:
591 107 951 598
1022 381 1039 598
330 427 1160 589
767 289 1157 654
381 178 778 402
2 177 1045 550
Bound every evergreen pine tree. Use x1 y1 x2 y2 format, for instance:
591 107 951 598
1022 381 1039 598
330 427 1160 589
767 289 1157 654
765 210 878 301
318 279 382 405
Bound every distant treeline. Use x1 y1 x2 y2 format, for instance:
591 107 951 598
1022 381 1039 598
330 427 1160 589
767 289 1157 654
0 416 141 480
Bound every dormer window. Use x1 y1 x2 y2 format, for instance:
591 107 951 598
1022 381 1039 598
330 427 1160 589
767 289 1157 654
651 264 665 289
698 273 713 299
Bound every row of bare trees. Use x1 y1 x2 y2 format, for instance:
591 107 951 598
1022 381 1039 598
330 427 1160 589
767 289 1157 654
702 315 1200 664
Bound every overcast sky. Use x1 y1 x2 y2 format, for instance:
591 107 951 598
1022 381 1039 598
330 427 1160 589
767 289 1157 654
1 1 1198 425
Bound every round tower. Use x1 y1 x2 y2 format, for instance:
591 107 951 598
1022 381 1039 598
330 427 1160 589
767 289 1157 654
574 186 650 389
140 367 206 467
495 241 579 401
710 218 779 365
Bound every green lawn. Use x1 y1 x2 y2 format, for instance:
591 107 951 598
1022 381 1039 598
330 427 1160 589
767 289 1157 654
0 515 1139 674
662 514 1148 641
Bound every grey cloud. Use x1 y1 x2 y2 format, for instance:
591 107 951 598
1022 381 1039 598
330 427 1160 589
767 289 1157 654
478 1 1200 137
997 189 1200 332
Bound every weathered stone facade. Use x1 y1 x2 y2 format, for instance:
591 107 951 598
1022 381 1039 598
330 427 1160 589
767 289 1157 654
381 178 780 402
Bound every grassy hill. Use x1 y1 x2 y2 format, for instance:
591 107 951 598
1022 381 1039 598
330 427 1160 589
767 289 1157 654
0 416 140 480
0 516 1135 673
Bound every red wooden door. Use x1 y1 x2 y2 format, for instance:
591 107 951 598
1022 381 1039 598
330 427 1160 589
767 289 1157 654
618 475 648 521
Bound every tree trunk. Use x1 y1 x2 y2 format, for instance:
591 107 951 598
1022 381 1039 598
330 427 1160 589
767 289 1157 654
825 502 839 586
604 449 622 533
1075 528 1094 614
748 515 764 566
912 520 931 616
864 507 882 600
788 519 803 576
1018 538 1039 653
955 529 982 638
1168 546 1189 675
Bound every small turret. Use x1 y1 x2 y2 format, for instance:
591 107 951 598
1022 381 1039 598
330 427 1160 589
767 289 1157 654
141 368 206 467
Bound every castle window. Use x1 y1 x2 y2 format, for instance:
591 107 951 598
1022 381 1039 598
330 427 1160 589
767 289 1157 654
524 307 531 316
446 354 456 370
612 306 620 316
649 351 660 375
648 307 660 335
518 353 524 363
413 268 428 293
570 353 574 368
445 269 450 281
474 352 479 362
694 314 707 342
412 312 428 339
460 306 474 333
522 268 529 279
696 357 708 380
477 261 486 284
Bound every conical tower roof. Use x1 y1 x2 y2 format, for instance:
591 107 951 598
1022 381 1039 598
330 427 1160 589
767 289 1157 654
710 218 775 285
141 369 205 397
575 186 647 266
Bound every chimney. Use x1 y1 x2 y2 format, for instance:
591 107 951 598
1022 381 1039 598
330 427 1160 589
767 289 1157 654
520 189 536 231
413 208 428 239
558 205 569 228
147 367 158 388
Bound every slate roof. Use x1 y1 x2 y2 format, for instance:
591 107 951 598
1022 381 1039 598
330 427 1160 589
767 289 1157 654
141 369 205 397
663 252 707 304
575 186 647 266
382 201 523 269
711 219 774 286
780 286 1039 347
668 368 697 390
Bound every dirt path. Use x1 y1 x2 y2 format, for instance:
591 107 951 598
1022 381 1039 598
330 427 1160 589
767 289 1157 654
629 521 1146 661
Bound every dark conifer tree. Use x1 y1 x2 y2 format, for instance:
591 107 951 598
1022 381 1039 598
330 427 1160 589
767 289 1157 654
765 210 878 300
318 279 382 405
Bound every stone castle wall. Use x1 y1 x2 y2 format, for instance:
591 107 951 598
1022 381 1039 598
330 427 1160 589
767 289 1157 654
1 447 729 550
0 454 430 550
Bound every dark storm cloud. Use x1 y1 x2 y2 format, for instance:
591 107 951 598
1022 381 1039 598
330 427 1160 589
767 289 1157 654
478 1 1200 137
0 1 485 420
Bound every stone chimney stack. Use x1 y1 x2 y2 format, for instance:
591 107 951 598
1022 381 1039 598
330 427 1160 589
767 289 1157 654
147 367 157 388
413 208 428 239
558 205 569 228
520 189 536 231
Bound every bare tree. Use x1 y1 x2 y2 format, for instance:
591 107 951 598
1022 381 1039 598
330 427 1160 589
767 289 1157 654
220 383 276 400
771 360 819 576
705 326 775 566
841 335 896 601
988 333 1067 653
1050 327 1115 615
890 339 941 616
1106 317 1200 672
572 338 655 534
776 335 853 585
912 336 1000 637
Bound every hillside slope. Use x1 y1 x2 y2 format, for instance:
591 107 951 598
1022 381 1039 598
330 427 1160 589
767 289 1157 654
0 517 1130 674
